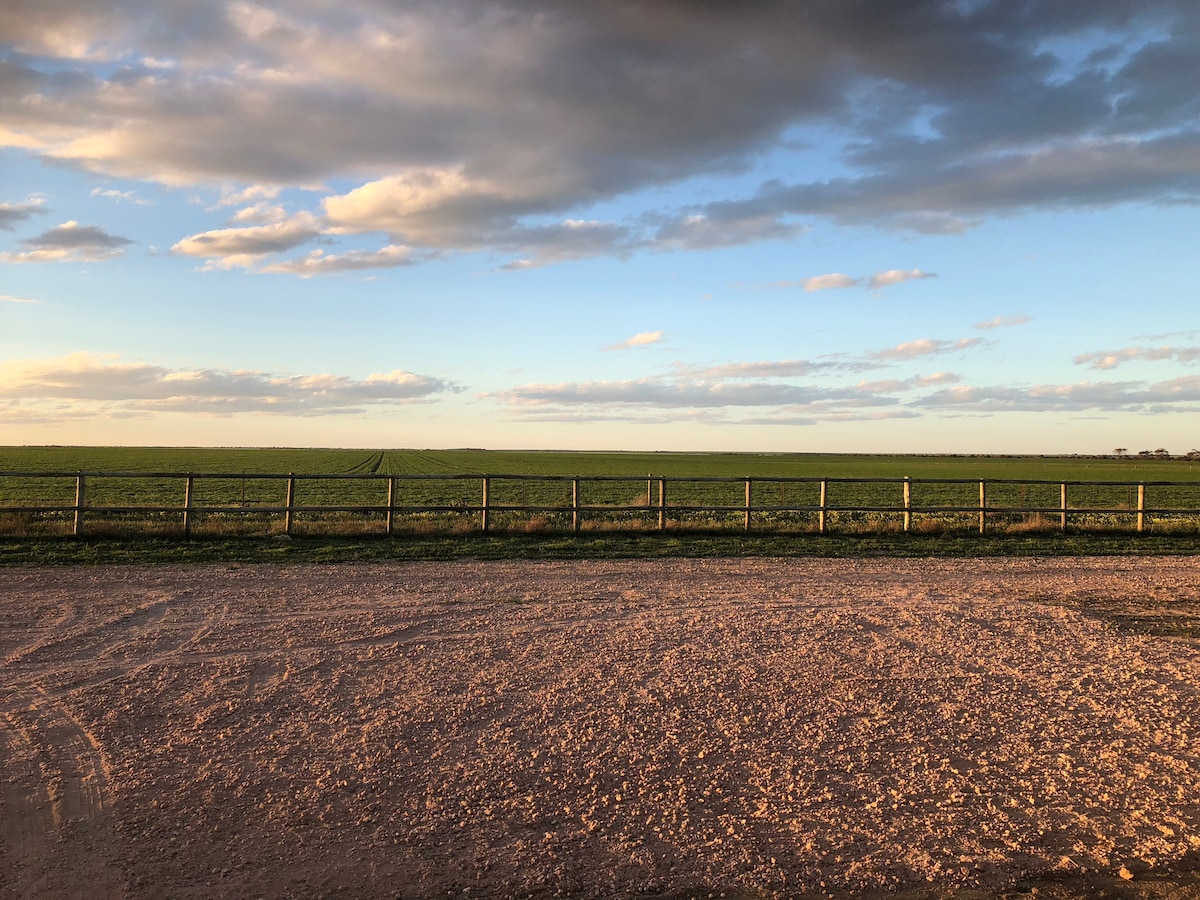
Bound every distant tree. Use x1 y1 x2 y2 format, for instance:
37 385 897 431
1138 449 1154 458
1113 448 1128 456
1154 448 1171 458
1187 449 1200 460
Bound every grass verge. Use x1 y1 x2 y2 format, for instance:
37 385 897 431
2 530 1198 567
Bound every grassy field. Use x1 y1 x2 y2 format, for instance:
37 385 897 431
3 446 1200 542
5 445 1200 480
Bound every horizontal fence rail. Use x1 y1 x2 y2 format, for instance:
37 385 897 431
2 471 1200 538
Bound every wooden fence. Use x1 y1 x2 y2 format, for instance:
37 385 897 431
3 471 1200 538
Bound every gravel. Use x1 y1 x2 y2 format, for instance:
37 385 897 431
2 556 1199 898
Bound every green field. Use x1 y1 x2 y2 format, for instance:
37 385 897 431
5 445 1200 480
3 446 1200 539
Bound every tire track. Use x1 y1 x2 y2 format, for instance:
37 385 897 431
0 688 122 899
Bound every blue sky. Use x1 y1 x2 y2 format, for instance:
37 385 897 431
3 1 1200 453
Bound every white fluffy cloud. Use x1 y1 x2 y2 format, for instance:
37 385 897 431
604 331 664 351
867 269 936 290
171 212 320 269
801 273 858 292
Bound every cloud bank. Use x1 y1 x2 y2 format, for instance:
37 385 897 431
3 1 1199 270
0 353 459 419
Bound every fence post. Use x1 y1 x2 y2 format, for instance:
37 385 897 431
658 477 667 531
1137 483 1146 533
481 476 491 532
386 477 397 536
183 474 194 538
284 474 296 536
73 473 86 537
1060 482 1068 532
978 480 986 535
818 479 828 534
744 478 752 531
572 477 581 533
903 477 912 533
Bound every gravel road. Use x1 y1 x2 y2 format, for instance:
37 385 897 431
2 557 1199 899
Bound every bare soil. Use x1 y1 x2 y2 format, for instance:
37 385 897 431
2 557 1200 899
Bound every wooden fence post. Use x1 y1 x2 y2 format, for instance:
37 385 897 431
658 477 667 531
744 478 752 531
903 477 912 533
386 477 397 536
284 474 296 536
1060 482 1068 532
481 476 491 533
978 479 986 535
1137 483 1146 533
819 479 828 534
73 473 86 537
572 477 581 533
183 474 194 538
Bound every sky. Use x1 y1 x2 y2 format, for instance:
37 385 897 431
2 0 1200 454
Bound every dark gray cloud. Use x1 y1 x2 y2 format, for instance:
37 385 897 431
4 0 1199 263
24 221 132 250
0 220 133 262
0 199 46 230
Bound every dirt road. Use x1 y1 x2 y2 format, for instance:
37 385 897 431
2 557 1199 898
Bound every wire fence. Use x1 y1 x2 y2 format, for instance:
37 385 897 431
4 470 1200 538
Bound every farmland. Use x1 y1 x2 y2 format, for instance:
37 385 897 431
3 447 1200 541
4 445 1200 481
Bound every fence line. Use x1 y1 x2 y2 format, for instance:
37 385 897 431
3 470 1200 538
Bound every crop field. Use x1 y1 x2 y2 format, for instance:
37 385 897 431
2 446 1200 538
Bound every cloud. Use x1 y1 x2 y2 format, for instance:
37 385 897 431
650 211 806 252
866 337 984 362
171 212 321 269
90 187 151 205
1 294 41 304
0 198 46 230
0 352 459 417
4 1 1199 266
262 244 416 276
1074 345 1200 370
974 315 1032 330
494 378 854 410
675 360 827 380
604 331 664 351
0 220 133 263
801 273 859 292
867 269 936 290
229 203 288 224
918 375 1200 413
497 220 639 269
769 269 934 292
212 185 282 208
